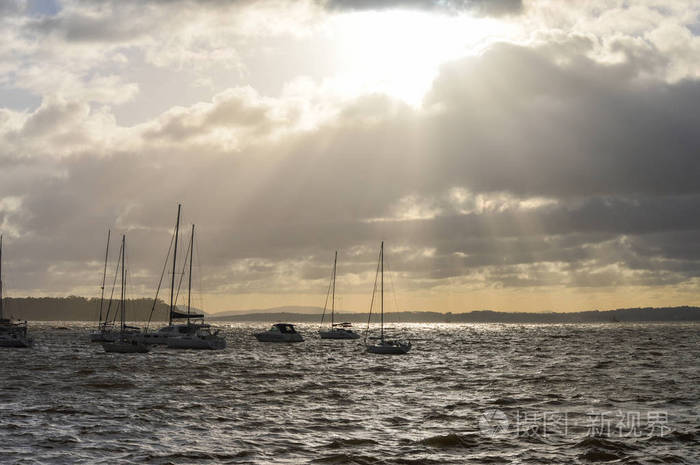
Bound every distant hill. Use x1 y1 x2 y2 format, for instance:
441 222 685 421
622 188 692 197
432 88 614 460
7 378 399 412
212 306 324 318
1 296 207 322
208 306 700 323
2 297 698 322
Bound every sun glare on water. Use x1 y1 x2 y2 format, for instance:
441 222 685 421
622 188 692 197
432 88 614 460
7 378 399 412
329 10 512 105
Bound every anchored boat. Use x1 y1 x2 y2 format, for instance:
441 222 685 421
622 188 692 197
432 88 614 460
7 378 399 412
254 323 304 342
101 235 150 354
138 205 225 350
0 235 33 348
319 251 360 340
364 241 411 355
89 230 140 343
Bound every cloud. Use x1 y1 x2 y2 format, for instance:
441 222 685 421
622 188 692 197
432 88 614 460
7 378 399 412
321 0 523 16
0 0 699 310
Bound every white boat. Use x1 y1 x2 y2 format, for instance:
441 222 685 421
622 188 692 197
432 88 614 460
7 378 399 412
101 235 150 354
319 251 360 340
364 242 411 355
134 323 200 345
0 235 33 348
140 205 225 350
166 324 226 350
254 323 304 342
134 324 182 345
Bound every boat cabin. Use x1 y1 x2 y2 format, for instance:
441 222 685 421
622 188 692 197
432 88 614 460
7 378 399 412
271 323 298 334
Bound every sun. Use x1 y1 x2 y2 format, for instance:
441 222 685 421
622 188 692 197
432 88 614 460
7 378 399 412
328 10 512 105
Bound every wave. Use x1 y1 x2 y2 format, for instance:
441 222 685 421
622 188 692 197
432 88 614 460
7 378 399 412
326 438 379 448
418 433 482 449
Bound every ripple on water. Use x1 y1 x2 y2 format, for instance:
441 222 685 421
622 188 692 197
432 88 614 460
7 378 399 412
0 322 698 464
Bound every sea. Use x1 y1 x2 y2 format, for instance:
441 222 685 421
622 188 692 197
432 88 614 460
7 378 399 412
1 322 698 464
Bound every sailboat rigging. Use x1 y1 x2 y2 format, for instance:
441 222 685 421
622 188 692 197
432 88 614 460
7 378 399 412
138 204 225 350
165 223 226 350
0 234 33 348
364 241 411 354
319 250 360 340
101 235 150 353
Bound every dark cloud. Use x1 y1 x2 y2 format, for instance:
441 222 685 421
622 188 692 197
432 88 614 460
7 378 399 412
421 43 700 197
27 8 153 43
321 0 523 16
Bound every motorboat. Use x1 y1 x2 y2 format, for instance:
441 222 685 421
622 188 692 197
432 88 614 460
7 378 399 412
254 323 304 342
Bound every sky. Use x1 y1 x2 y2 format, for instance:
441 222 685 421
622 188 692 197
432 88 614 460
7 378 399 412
0 0 699 313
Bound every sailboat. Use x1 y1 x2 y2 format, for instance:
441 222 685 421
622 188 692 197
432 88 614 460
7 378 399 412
0 235 33 348
90 230 115 342
138 205 225 350
319 251 360 340
165 224 226 350
101 235 150 353
364 241 411 355
90 230 140 343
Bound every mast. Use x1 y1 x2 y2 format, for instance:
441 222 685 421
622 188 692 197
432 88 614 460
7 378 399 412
120 234 126 333
380 241 384 342
169 204 181 326
98 230 110 329
0 234 3 320
187 224 194 325
331 250 337 327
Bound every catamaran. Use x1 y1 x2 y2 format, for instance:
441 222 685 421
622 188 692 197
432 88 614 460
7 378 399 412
319 251 360 340
138 205 225 350
101 235 150 353
0 235 33 348
165 223 225 350
364 241 411 355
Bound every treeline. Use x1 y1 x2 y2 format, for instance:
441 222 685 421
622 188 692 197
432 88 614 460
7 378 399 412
209 306 700 323
2 298 699 322
2 296 172 321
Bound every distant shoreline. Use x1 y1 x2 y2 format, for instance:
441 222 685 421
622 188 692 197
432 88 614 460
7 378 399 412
204 307 700 323
4 297 698 323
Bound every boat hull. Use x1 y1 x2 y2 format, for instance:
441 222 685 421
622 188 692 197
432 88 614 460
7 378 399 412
254 333 304 343
319 329 360 340
166 335 226 350
0 335 33 348
90 331 117 343
366 341 411 354
132 333 171 345
102 339 150 353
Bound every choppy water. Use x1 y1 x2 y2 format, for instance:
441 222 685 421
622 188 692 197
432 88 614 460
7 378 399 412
1 322 698 464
